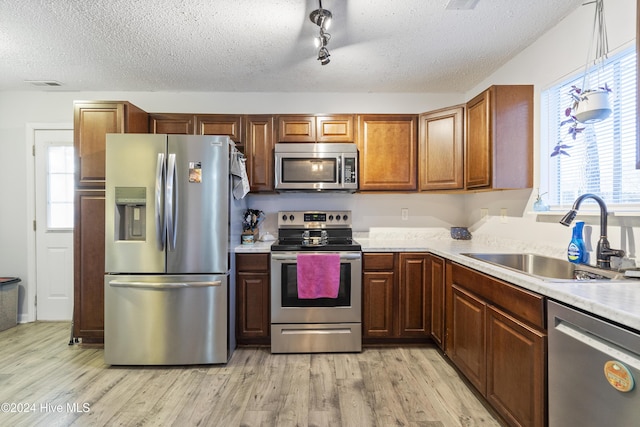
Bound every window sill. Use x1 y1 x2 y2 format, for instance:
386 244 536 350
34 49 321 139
530 210 640 217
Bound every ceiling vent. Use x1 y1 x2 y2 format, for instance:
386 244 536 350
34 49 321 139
446 0 480 10
24 80 63 87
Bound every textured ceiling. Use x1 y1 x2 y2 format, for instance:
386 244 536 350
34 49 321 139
0 0 584 93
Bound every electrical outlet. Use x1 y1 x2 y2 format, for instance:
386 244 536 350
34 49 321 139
401 208 409 220
500 208 508 223
480 208 489 219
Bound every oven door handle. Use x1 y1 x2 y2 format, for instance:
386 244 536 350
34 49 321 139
271 253 361 261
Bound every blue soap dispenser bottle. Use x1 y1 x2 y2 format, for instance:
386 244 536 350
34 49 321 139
567 221 588 264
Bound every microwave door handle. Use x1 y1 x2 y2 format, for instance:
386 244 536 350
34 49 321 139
155 153 165 250
166 153 177 251
337 156 342 185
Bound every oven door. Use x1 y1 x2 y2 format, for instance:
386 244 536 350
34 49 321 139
270 251 362 324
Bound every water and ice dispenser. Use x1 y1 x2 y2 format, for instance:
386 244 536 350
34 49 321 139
114 187 147 241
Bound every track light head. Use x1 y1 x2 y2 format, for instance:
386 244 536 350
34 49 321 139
309 7 332 30
318 47 330 65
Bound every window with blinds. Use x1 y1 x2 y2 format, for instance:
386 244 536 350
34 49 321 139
541 47 638 208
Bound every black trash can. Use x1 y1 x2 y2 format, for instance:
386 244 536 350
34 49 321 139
0 277 20 332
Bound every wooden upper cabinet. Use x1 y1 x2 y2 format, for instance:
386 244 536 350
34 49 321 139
149 113 195 134
245 115 275 192
465 91 491 188
419 106 464 191
357 114 418 191
74 101 148 187
465 85 533 190
196 114 243 143
277 115 354 142
277 115 316 142
316 115 355 142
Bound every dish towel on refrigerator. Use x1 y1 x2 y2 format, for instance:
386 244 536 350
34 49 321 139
296 253 341 299
230 148 250 199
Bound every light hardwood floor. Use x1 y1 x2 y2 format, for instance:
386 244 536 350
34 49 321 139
0 322 502 426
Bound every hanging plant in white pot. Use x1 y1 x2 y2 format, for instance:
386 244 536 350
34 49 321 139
570 0 612 122
554 0 612 157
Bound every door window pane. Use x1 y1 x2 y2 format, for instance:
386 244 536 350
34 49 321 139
47 146 74 229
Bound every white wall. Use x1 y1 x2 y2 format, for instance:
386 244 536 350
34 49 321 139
464 0 638 259
0 0 636 321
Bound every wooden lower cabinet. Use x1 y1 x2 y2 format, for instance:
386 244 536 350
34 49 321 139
450 285 487 393
235 253 270 345
363 253 396 339
362 252 431 342
398 253 430 336
486 305 546 427
73 190 105 342
448 263 546 427
428 254 446 349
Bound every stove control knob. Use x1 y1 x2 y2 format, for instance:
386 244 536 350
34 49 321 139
336 215 341 221
343 214 348 221
282 214 288 221
289 214 295 221
328 215 334 221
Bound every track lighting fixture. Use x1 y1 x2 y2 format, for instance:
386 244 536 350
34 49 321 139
309 0 332 65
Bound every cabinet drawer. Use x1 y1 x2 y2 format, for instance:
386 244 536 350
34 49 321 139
363 253 396 271
236 253 270 272
451 263 545 330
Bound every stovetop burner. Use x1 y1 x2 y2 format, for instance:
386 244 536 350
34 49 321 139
271 210 361 252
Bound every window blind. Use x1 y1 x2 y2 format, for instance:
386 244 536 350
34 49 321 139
543 47 638 208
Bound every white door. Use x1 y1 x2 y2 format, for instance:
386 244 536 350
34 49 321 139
34 129 74 320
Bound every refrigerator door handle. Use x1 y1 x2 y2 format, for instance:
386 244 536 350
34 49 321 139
166 153 177 251
155 153 166 250
109 280 222 289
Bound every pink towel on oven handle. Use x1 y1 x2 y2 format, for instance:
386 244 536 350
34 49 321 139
296 253 341 299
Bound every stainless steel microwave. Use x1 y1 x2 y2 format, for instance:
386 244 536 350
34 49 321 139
274 143 358 192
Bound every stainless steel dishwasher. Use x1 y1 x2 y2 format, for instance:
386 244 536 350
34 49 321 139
548 300 640 426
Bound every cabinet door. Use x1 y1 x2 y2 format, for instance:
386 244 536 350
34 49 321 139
74 102 125 187
316 115 355 142
466 85 533 190
196 114 243 143
419 106 464 190
73 190 105 342
428 254 446 349
277 115 316 142
245 115 275 192
149 113 195 134
362 271 395 338
236 254 270 344
398 253 430 337
465 90 491 189
236 273 270 343
487 305 546 427
450 285 486 394
357 115 418 191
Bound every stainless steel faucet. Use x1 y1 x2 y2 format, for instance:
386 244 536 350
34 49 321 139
559 193 625 269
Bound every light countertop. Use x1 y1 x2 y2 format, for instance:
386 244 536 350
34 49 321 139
233 228 640 332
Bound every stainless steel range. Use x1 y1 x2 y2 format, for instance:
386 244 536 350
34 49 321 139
270 210 362 353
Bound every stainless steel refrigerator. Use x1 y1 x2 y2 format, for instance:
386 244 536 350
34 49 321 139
104 134 235 365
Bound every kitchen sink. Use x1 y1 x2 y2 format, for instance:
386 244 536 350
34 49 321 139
461 252 626 282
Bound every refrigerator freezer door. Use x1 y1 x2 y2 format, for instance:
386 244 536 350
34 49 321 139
105 134 167 273
166 135 229 274
104 274 231 365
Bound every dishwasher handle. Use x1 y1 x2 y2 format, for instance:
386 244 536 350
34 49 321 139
109 280 221 289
